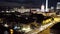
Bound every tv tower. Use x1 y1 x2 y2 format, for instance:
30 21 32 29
46 0 48 12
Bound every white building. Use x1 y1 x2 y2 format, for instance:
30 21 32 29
56 2 60 9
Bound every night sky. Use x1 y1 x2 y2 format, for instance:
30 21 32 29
0 0 60 8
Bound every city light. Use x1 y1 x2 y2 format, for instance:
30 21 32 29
22 27 32 33
51 7 54 9
11 11 15 12
6 11 9 13
36 9 40 11
10 29 14 34
41 5 45 12
1 11 4 12
4 24 9 27
46 0 48 12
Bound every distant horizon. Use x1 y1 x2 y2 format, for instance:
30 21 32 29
0 0 59 8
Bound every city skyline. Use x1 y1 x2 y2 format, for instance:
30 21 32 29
0 0 59 8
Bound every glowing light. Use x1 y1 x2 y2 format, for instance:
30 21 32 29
46 0 48 12
6 11 9 13
10 29 13 34
39 22 54 31
4 24 8 27
54 18 60 22
14 26 18 29
22 27 31 33
30 17 60 34
43 19 52 24
11 11 15 12
14 26 20 30
2 11 4 12
37 9 40 11
41 5 45 12
51 7 54 9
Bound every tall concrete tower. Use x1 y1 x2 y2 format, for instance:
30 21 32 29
46 0 48 12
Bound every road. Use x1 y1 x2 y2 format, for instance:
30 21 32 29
27 16 60 34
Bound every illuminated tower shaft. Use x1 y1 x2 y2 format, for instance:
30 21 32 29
46 0 48 12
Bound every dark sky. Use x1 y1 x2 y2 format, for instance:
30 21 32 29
58 0 60 2
0 0 60 8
